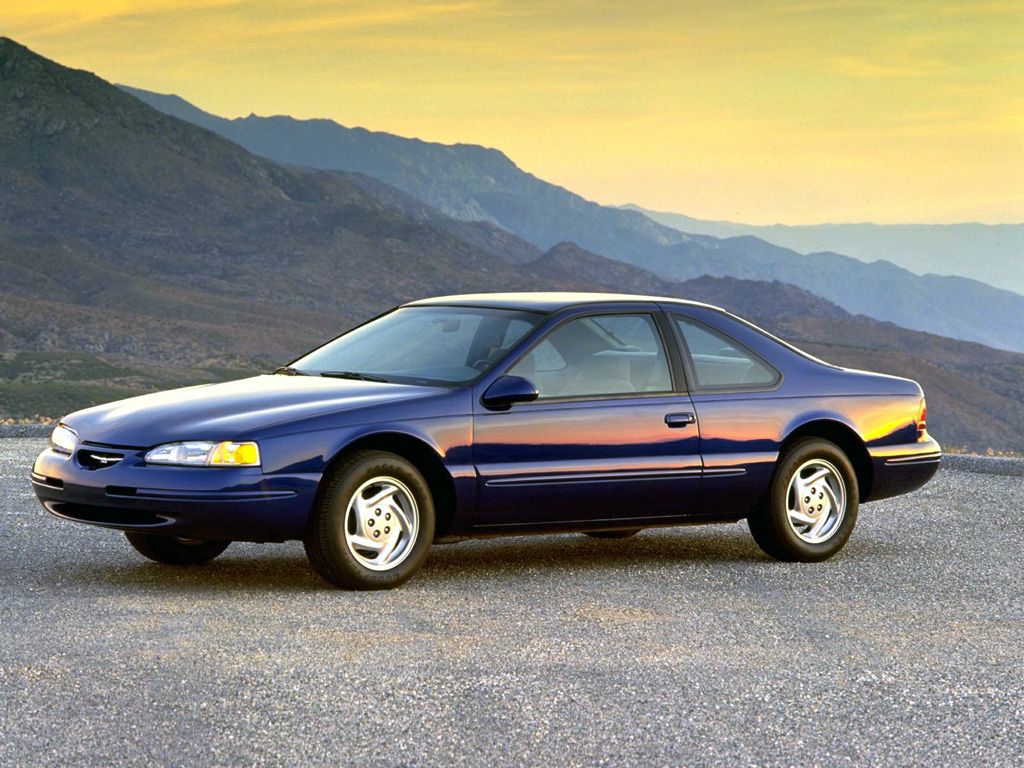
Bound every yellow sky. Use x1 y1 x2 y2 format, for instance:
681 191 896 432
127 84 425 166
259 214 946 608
4 1 1023 224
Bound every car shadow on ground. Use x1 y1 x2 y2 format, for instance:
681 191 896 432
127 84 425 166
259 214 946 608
420 527 768 579
45 526 778 593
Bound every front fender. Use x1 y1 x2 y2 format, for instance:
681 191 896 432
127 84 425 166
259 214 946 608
255 413 476 534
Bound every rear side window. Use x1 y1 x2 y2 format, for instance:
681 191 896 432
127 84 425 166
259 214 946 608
673 316 778 389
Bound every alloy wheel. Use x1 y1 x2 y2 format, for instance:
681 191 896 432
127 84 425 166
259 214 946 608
344 476 420 571
785 458 847 544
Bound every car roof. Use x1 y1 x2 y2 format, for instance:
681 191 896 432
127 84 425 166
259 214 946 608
403 292 723 313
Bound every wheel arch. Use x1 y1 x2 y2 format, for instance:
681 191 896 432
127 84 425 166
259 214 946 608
320 431 457 538
781 419 873 500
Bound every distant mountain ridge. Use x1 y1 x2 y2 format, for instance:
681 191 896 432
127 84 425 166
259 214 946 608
121 85 1024 354
623 204 1024 295
118 86 693 259
0 38 555 366
0 38 1021 451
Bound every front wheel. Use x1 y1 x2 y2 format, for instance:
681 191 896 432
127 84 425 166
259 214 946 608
748 438 859 562
124 532 230 565
304 450 435 589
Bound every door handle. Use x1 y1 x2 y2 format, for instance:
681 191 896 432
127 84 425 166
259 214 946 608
665 412 696 428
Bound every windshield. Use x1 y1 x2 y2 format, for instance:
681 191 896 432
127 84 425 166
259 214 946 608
290 306 544 386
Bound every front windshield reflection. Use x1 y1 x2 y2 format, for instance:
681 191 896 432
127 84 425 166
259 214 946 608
292 306 543 386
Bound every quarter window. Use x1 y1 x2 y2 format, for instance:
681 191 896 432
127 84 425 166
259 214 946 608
674 316 778 389
509 313 672 399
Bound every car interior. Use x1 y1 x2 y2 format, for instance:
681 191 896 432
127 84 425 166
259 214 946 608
510 314 673 398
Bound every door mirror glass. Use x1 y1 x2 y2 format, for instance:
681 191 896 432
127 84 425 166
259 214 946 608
481 375 540 411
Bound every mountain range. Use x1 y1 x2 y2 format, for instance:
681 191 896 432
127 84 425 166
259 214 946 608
121 85 1024 355
624 205 1024 296
0 37 1022 452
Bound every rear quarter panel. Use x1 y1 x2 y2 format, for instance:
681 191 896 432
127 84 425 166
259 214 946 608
676 305 926 514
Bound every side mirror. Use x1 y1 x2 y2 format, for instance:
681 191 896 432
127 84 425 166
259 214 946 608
481 375 539 411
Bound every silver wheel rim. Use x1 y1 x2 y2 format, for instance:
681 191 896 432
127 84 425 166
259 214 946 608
786 459 846 544
344 476 419 571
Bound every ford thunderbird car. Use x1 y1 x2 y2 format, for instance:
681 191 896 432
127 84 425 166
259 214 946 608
32 293 941 589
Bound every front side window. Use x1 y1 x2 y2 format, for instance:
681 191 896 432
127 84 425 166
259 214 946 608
509 313 672 399
293 306 542 385
673 315 778 389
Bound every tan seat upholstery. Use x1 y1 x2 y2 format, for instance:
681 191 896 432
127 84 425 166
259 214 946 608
560 354 634 397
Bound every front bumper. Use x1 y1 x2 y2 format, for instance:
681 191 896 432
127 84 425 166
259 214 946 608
866 437 941 501
31 446 318 542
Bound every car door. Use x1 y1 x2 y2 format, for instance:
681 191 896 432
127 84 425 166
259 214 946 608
668 309 785 516
471 306 702 529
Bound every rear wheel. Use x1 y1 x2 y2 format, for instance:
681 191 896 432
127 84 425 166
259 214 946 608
124 532 230 565
304 450 435 590
584 529 641 539
748 438 859 562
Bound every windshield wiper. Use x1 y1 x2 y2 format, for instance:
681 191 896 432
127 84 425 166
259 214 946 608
318 371 391 383
272 366 308 376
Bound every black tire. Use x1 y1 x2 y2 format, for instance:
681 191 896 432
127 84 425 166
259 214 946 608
748 437 859 562
304 450 435 590
584 529 641 539
124 532 230 565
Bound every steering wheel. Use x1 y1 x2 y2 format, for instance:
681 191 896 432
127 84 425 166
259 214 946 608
471 358 492 371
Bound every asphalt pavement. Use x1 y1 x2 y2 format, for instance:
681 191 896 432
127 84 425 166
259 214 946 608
1 438 1021 766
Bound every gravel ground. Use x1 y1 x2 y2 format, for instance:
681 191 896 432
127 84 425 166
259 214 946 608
943 453 1024 476
0 424 52 438
1 438 1021 766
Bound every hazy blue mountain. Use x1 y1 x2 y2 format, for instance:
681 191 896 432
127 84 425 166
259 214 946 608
628 235 1024 356
119 86 692 261
625 204 1024 295
121 85 1024 354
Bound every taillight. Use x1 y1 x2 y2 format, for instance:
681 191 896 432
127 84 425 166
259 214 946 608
916 397 927 439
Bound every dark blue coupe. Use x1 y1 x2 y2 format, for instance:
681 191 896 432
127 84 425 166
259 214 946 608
32 293 940 589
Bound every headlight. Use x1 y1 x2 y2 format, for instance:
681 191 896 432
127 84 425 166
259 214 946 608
50 424 79 455
144 441 261 467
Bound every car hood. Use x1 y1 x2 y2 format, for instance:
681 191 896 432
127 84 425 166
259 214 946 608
62 375 445 447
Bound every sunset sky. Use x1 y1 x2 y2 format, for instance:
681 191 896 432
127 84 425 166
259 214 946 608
4 1 1022 224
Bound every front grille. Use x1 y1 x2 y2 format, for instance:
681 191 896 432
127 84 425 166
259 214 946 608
77 450 124 470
